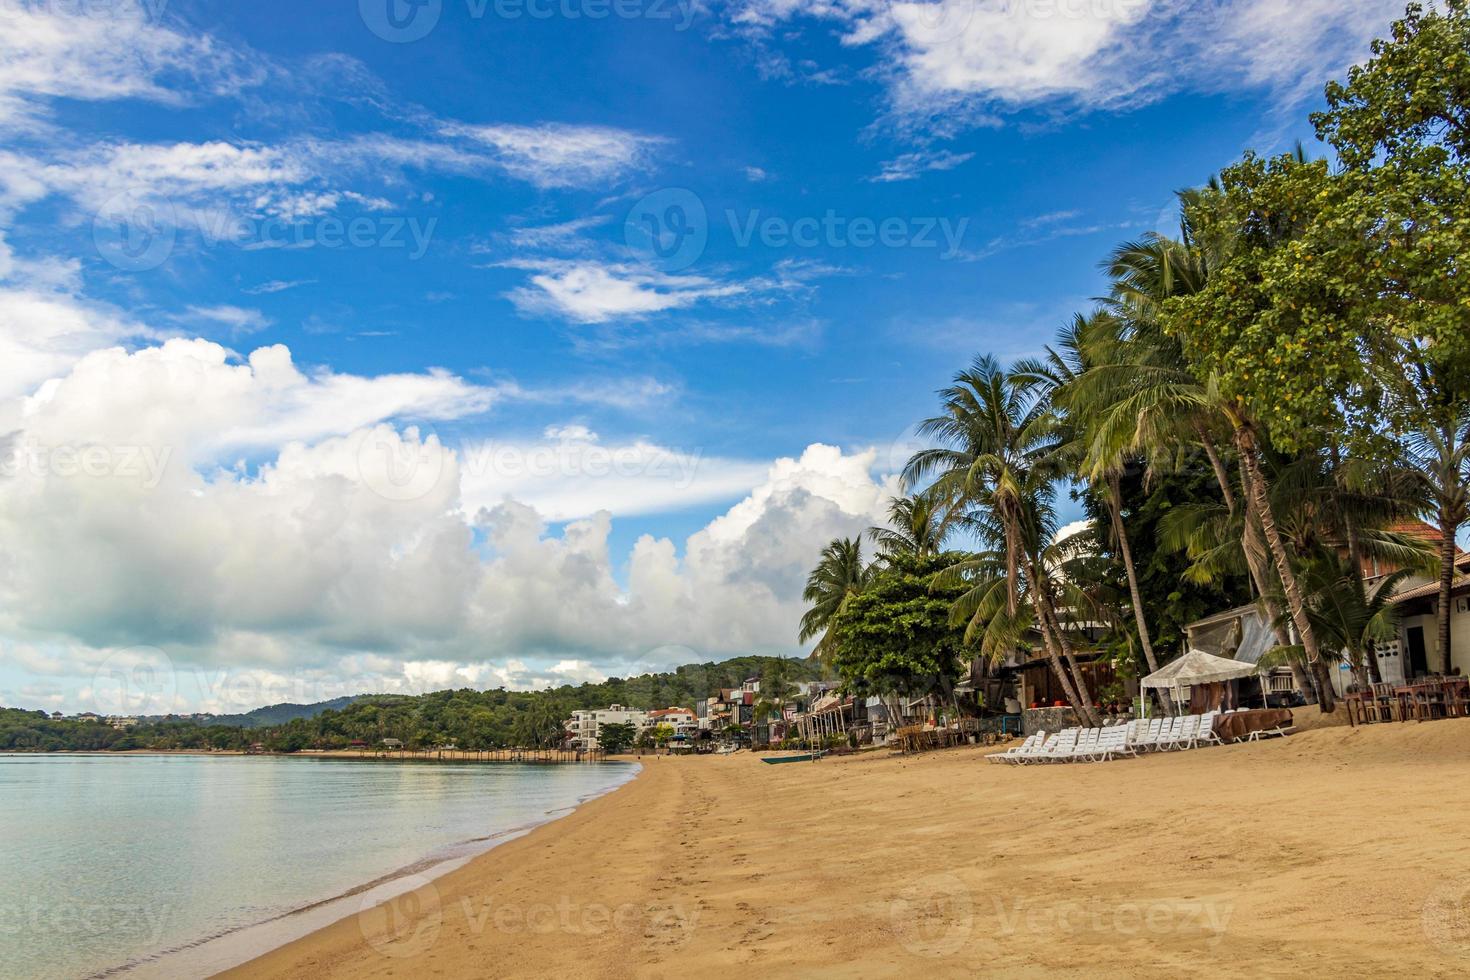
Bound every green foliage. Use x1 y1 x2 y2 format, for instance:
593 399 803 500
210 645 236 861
0 655 823 753
1085 461 1252 659
1162 152 1379 450
828 552 973 698
596 722 636 754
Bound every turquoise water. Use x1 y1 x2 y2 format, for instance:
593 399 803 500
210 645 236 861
0 754 637 979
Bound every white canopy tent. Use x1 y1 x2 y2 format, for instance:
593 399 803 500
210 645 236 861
1141 649 1265 712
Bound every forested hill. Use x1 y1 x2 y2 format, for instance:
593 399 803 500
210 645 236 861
202 696 364 728
0 655 825 752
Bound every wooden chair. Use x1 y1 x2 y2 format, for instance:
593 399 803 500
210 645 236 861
1449 680 1470 718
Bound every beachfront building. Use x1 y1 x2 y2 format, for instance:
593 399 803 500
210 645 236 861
1184 539 1470 698
646 707 697 735
565 705 650 752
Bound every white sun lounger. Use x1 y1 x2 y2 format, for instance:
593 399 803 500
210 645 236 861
1158 715 1187 750
1093 726 1137 761
1134 717 1165 751
1194 711 1222 747
1036 728 1079 763
1069 727 1102 761
989 731 1043 764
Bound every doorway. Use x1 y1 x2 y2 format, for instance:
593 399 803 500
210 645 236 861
1407 625 1429 678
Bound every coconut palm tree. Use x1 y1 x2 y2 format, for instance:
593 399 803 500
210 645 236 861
1391 353 1470 675
1298 556 1415 689
867 490 951 561
1025 311 1165 686
906 356 1100 725
1085 212 1337 702
798 537 873 659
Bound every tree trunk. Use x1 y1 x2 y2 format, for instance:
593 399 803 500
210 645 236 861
1034 579 1101 727
1238 453 1315 704
1195 423 1237 516
1231 419 1325 678
1345 518 1383 685
1438 513 1456 676
1107 471 1159 674
1029 588 1098 727
1106 472 1171 716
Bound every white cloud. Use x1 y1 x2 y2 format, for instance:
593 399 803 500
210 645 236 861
503 260 750 323
507 214 614 249
502 258 841 325
458 425 770 522
0 4 259 132
0 287 153 401
184 304 271 334
870 148 973 182
440 122 668 188
0 329 901 709
724 0 1404 124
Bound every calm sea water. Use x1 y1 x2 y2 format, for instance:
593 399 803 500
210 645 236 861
0 754 638 979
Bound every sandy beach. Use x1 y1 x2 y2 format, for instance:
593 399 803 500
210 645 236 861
222 717 1470 979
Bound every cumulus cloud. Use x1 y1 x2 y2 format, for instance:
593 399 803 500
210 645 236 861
0 287 154 401
0 334 898 710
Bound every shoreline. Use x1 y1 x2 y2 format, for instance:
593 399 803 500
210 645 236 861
221 723 1470 978
97 759 642 979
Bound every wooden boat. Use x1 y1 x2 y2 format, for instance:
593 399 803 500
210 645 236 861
760 751 823 764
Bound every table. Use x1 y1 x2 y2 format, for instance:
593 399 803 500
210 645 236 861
1212 708 1293 743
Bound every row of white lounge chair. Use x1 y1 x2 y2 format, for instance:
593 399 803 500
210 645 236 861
987 711 1272 765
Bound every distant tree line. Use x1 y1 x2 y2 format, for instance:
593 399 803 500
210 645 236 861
0 655 824 753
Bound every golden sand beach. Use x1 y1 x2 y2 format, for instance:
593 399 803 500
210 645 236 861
222 717 1470 979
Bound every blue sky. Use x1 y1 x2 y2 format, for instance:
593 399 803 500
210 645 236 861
0 0 1408 712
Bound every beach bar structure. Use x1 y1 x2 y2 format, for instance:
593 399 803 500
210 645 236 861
796 694 858 744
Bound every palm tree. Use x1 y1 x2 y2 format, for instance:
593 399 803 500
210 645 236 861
1393 353 1470 675
1299 556 1414 689
798 537 873 659
1087 215 1336 702
867 490 951 561
906 356 1100 725
1027 311 1165 687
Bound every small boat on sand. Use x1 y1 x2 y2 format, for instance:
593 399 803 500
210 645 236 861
760 751 823 764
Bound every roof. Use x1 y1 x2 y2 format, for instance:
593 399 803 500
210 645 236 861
1391 575 1470 605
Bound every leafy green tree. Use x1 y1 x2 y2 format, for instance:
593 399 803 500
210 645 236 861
596 722 636 754
828 552 974 723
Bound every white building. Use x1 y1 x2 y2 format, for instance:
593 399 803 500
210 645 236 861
565 705 650 751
